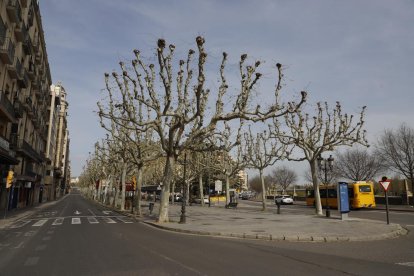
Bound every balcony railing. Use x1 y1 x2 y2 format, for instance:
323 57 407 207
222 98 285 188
6 0 23 24
18 68 29 88
13 98 23 118
0 37 15 64
22 36 32 55
0 18 7 40
10 134 43 163
14 21 28 42
27 61 36 79
0 90 16 123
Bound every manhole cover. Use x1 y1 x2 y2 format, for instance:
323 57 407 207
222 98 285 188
251 230 266 233
230 217 244 220
202 223 212 225
254 217 265 220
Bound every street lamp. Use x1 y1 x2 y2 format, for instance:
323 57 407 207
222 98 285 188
317 154 334 218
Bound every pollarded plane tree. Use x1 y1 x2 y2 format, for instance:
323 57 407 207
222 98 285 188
242 127 289 211
271 102 368 215
270 166 298 194
103 36 306 223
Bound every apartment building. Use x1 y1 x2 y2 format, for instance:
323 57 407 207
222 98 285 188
0 0 69 210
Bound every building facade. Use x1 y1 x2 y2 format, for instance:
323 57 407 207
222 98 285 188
0 0 70 211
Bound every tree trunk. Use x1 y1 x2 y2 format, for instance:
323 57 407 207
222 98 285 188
158 155 175 223
225 174 230 206
120 163 127 211
310 159 323 215
133 167 143 216
171 181 175 205
199 174 205 207
410 173 414 207
260 169 266 211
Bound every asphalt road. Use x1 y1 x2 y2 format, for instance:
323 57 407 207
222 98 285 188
0 191 413 275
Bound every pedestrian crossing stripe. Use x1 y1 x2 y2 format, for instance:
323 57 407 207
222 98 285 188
87 217 99 224
72 218 81 224
397 262 414 267
8 216 133 228
32 219 48 227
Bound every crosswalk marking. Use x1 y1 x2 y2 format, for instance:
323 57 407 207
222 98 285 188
9 216 133 228
102 217 116 224
117 217 133 224
87 217 99 224
397 262 414 267
52 218 64 225
72 218 81 224
10 221 31 229
32 219 48 227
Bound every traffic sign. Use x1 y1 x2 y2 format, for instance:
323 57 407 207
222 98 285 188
379 181 391 191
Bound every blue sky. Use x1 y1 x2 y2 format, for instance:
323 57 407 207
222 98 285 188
40 0 414 179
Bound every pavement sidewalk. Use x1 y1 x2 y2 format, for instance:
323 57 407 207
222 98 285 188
133 202 408 242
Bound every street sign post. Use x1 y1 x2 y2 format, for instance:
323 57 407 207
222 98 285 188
379 176 391 225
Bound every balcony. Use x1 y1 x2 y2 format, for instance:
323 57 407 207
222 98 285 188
28 8 34 27
21 0 29 8
6 57 19 78
35 51 42 64
14 21 28 42
0 90 17 123
18 68 29 88
27 61 36 79
22 38 32 57
32 35 39 51
6 0 23 24
13 98 23 118
10 134 44 163
32 77 41 90
0 37 15 64
24 97 33 114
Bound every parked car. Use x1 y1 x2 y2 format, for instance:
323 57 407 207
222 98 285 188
275 195 294 205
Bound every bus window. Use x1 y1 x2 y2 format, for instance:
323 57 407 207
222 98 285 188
359 185 372 193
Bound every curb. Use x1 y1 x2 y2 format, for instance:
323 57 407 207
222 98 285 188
141 220 408 243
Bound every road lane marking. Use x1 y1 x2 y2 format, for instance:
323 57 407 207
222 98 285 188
24 231 36 237
397 262 414 267
13 242 24 249
10 220 31 229
24 257 39 266
102 217 116 224
102 211 112 215
87 217 99 224
72 218 81 224
35 245 47 251
405 225 414 227
32 219 48 227
117 217 133 224
52 218 64 225
88 209 96 216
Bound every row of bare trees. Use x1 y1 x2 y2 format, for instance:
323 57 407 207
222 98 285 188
77 36 380 221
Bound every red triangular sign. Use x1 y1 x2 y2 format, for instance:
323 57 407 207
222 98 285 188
380 181 391 191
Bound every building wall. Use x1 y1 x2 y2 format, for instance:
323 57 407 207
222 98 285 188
0 1 69 210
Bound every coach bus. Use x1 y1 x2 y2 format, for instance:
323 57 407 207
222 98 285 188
306 181 376 209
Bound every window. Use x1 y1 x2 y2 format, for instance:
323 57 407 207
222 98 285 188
359 185 372 193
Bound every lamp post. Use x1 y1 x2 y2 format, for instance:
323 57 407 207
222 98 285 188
317 154 334 218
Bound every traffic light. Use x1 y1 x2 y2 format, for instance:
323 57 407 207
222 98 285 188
6 170 14 188
132 176 137 190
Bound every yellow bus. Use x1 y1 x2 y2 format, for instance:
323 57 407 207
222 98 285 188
306 181 376 209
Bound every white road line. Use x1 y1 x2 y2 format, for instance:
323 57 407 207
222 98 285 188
71 218 81 224
117 217 133 224
405 225 414 227
24 231 36 237
88 209 96 216
87 217 99 224
103 217 116 224
10 220 31 229
52 218 64 225
24 257 39 266
397 262 414 267
32 219 48 227
13 242 24 249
